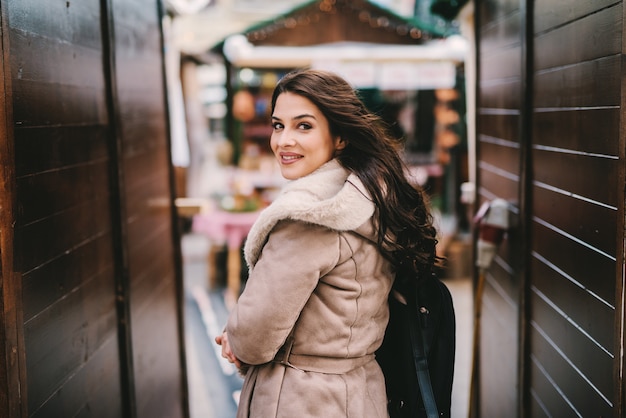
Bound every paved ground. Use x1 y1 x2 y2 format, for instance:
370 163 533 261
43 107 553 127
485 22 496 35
182 233 473 418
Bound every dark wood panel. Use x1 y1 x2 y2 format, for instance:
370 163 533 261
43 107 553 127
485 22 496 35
534 4 621 70
489 250 518 307
14 126 110 176
532 185 617 257
131 279 184 418
123 148 170 195
533 149 618 209
479 78 521 109
479 282 519 416
9 29 105 88
17 196 112 273
130 256 175 320
534 0 620 34
532 108 619 156
111 1 186 417
478 138 520 174
532 221 616 305
8 0 102 49
479 6 521 52
30 335 123 418
17 160 110 225
477 113 520 142
533 55 621 109
528 393 550 418
127 222 172 282
22 233 114 322
480 46 522 81
12 80 107 127
529 358 581 417
529 320 614 416
24 269 118 410
531 256 614 351
478 164 520 203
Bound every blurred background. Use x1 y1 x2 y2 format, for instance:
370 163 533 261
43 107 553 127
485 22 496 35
162 1 474 417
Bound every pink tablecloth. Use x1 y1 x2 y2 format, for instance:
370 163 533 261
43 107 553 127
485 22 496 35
192 210 261 250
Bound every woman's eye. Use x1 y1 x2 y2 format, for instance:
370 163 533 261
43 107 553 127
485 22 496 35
272 122 283 130
298 122 312 130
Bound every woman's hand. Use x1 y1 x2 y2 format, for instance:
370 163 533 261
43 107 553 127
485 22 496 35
215 331 242 369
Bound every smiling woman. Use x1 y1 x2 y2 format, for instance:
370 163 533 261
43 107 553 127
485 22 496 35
215 69 441 418
270 92 346 180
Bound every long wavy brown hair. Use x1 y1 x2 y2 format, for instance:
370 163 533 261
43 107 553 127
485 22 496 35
270 69 440 283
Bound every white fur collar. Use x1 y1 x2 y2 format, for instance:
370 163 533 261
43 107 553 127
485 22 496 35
244 159 375 268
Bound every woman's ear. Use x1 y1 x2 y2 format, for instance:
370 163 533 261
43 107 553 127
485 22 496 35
335 136 346 151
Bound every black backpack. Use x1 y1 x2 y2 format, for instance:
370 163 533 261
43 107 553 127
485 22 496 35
376 272 456 418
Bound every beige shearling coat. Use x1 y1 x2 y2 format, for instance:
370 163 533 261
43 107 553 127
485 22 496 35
226 159 394 418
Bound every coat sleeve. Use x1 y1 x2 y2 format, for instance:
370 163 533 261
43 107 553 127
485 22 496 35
225 220 340 365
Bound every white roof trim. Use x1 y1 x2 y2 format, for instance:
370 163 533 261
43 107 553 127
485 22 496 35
222 34 469 68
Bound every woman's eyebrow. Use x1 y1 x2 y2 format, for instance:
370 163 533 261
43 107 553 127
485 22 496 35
271 113 316 121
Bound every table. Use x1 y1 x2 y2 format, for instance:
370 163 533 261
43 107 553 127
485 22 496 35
192 209 260 308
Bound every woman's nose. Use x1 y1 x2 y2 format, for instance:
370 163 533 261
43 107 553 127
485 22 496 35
276 130 295 146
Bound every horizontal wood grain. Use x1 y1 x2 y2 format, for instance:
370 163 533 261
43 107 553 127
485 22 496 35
24 269 118 410
533 149 618 209
532 108 619 156
478 113 520 143
30 335 123 418
22 233 114 322
478 136 520 174
531 256 614 352
479 78 522 109
14 126 110 176
531 220 616 306
529 319 613 416
534 4 621 71
534 0 620 34
480 46 522 81
533 55 621 109
478 163 521 203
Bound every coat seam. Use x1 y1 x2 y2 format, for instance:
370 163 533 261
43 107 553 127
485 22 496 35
340 232 361 359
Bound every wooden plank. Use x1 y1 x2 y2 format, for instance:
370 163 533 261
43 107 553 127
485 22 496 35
110 1 186 417
532 221 616 310
477 113 520 142
479 78 522 110
480 46 522 81
533 149 619 209
529 358 581 416
532 108 619 156
0 1 27 416
534 0 620 34
30 335 123 418
534 4 622 71
14 126 109 176
529 316 614 416
21 233 114 322
17 196 112 274
479 138 520 174
479 281 519 416
24 267 118 411
531 257 614 352
8 0 102 49
16 160 110 225
533 55 621 109
478 163 521 203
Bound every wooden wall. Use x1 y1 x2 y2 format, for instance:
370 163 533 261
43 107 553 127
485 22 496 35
475 0 525 415
475 0 625 416
0 1 188 417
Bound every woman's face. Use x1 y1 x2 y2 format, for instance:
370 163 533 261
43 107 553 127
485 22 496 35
270 92 345 180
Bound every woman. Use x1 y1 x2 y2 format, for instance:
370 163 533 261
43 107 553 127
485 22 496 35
215 69 439 417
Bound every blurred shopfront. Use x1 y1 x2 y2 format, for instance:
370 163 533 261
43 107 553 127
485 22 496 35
173 0 470 299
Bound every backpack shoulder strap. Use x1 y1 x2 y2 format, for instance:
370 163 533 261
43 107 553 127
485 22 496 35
407 284 439 418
